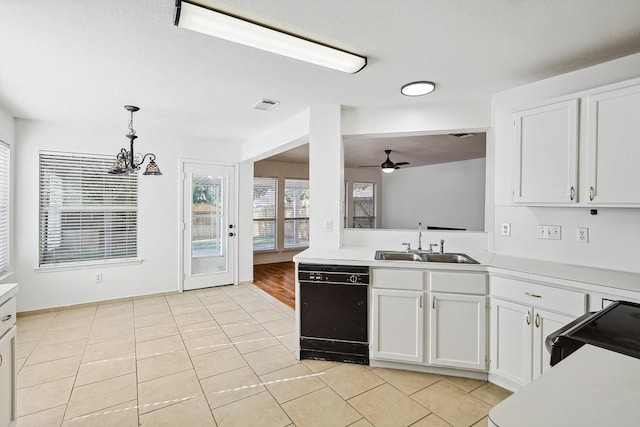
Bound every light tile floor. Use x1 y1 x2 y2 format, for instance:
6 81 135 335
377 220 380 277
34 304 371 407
15 283 511 427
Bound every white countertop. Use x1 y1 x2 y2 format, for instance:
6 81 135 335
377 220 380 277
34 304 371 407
294 248 640 294
488 345 640 427
0 282 18 305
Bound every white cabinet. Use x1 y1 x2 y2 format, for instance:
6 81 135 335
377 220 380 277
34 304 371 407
490 298 532 386
429 293 487 370
490 276 586 388
531 309 574 380
0 294 17 427
586 82 640 205
513 98 579 204
512 78 640 207
371 288 424 363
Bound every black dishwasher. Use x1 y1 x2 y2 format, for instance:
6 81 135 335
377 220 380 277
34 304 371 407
298 263 369 364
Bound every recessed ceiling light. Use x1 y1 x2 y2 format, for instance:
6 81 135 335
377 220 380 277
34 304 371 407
401 81 436 96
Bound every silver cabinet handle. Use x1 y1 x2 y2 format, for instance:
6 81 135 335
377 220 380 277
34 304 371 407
570 186 575 201
1 314 12 322
419 295 423 308
525 292 542 299
526 311 531 325
0 354 2 367
589 186 594 201
535 313 540 328
432 296 436 309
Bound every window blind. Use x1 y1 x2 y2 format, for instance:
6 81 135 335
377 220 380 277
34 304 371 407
39 152 138 266
284 178 309 249
0 142 9 276
253 177 277 251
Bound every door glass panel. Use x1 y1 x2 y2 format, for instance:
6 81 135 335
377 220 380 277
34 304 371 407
191 173 227 275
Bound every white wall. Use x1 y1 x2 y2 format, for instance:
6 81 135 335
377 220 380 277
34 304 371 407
381 158 485 231
492 53 640 273
13 119 246 311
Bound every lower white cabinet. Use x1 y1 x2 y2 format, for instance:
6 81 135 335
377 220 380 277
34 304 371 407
429 293 487 370
490 298 578 387
371 288 424 363
0 292 16 427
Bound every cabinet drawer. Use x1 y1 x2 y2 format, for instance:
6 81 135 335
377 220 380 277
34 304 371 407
491 276 585 316
428 271 487 294
371 268 423 290
0 297 16 338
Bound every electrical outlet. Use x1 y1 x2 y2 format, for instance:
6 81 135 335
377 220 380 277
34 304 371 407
538 225 562 240
324 220 333 232
501 223 511 237
94 272 102 283
577 227 589 243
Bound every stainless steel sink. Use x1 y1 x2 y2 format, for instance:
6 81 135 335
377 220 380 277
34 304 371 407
374 250 479 264
374 251 426 261
422 253 479 264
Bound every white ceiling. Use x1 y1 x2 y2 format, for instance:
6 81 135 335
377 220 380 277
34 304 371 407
1 0 640 148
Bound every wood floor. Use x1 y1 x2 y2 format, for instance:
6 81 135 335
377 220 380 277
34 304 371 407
253 261 295 309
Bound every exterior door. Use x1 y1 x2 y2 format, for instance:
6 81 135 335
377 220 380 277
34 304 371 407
181 161 236 291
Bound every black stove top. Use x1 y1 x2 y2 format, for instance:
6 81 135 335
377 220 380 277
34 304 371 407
549 300 640 366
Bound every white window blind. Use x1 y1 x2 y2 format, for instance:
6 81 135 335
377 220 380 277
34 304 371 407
253 177 277 251
39 152 138 266
0 142 9 276
284 178 309 249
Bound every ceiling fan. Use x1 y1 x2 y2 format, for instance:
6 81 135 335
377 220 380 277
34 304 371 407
360 149 410 173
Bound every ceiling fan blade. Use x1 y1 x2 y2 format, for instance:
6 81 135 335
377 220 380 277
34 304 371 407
358 165 380 168
395 161 410 166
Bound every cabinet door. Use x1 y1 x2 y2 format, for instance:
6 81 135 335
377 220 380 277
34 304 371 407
371 289 424 363
0 327 16 427
586 82 640 205
490 298 533 386
513 99 579 204
429 293 487 370
532 309 575 380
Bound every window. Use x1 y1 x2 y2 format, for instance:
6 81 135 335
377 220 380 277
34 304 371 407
39 152 138 266
253 177 277 251
352 182 376 228
0 142 9 276
284 179 309 249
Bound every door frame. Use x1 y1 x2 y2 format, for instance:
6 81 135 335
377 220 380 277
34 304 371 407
179 158 239 292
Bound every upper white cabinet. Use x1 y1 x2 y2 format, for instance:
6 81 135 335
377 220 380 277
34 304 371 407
586 82 640 206
512 78 640 207
513 99 579 205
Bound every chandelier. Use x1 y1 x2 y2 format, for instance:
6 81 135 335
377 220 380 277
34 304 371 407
109 105 162 175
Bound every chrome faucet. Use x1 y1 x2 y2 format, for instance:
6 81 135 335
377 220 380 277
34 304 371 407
418 222 422 251
440 239 445 254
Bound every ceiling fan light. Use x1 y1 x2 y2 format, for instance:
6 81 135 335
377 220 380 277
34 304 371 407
381 167 395 174
401 81 436 97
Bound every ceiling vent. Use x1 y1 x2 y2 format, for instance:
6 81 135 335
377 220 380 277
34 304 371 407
253 99 280 111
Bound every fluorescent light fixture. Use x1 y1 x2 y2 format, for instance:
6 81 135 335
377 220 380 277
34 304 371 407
174 0 367 74
401 81 436 96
